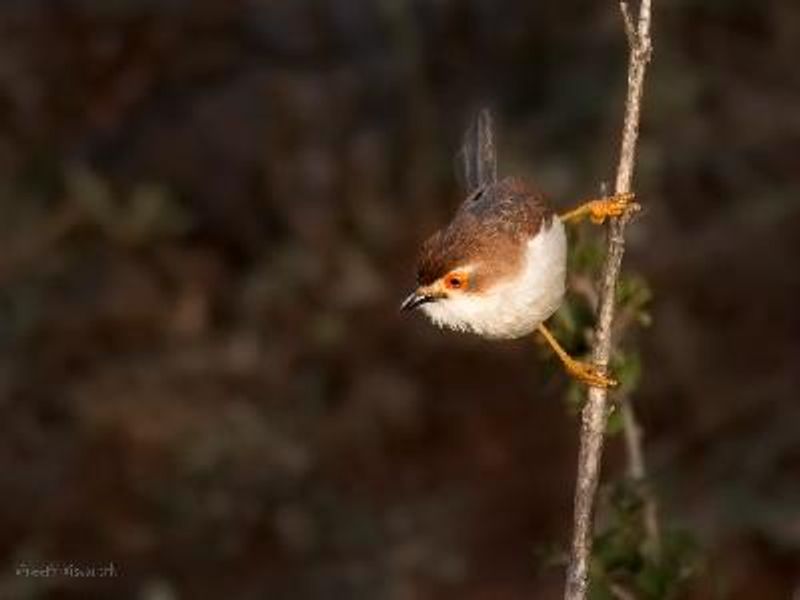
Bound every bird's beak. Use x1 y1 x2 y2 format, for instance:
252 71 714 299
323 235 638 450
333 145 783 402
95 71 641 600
400 290 435 312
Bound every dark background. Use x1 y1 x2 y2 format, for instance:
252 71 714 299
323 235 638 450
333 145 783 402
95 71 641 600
1 1 798 598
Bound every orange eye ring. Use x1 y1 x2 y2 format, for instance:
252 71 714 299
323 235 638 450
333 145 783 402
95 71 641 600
444 271 468 290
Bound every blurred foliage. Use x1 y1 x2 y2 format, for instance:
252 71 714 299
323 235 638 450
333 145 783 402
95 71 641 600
551 218 702 597
590 482 702 600
65 165 191 244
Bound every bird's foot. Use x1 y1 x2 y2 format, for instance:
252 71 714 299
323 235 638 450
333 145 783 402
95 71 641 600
588 192 637 224
564 358 618 389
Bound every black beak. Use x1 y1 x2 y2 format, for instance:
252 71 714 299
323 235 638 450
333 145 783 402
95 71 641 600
400 292 435 312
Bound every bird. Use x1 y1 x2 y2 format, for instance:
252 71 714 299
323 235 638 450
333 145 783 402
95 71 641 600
400 110 635 388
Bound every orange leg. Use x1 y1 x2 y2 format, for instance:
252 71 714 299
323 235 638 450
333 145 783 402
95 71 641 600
537 324 618 389
559 192 636 225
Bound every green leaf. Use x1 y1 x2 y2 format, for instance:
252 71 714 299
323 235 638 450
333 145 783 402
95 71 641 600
617 274 652 306
606 407 624 436
612 350 643 394
565 380 585 414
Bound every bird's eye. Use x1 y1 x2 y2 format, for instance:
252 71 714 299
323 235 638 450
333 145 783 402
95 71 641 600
444 272 467 290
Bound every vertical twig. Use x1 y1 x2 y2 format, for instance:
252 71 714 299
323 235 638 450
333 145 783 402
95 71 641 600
620 394 661 557
563 2 654 599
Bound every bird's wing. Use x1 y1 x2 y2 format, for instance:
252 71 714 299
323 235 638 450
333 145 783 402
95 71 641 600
457 177 553 242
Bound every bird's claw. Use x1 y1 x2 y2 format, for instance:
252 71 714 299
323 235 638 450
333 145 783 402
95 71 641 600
589 192 637 224
566 359 619 389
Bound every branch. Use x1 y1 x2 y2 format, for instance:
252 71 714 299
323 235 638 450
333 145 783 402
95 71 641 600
563 2 654 599
620 393 661 556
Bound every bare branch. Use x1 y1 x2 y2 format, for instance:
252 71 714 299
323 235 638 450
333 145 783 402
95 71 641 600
610 582 637 600
620 395 661 557
619 2 637 49
563 1 655 599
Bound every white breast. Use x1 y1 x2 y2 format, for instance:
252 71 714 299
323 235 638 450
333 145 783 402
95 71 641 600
421 218 567 339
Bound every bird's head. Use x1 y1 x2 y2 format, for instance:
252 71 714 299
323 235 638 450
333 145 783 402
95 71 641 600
400 264 482 333
400 266 473 311
400 225 500 334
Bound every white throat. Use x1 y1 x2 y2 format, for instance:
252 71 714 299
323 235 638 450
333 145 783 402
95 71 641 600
421 219 567 339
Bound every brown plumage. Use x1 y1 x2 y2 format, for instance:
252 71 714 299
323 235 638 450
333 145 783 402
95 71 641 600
417 176 554 292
